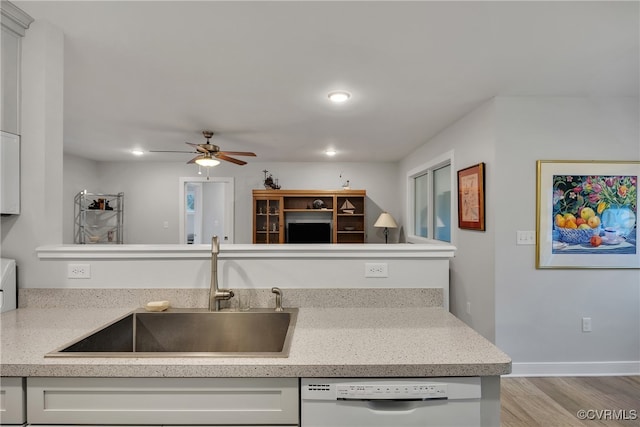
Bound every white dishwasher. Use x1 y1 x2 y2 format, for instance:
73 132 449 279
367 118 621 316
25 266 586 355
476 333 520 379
301 377 481 427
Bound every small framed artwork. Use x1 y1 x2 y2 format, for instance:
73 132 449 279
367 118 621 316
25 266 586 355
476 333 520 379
536 160 639 269
457 162 485 231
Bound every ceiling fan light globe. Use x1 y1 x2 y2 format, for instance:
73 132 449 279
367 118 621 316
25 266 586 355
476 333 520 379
195 157 220 167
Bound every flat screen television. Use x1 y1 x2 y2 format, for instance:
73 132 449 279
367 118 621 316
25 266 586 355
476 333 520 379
287 222 331 244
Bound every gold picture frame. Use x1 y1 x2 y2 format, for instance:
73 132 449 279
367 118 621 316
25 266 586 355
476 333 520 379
536 160 639 269
457 162 485 231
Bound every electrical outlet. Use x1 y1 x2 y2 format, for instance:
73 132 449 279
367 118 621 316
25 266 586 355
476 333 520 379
68 263 91 279
466 302 471 315
516 230 536 245
582 317 592 332
365 262 388 278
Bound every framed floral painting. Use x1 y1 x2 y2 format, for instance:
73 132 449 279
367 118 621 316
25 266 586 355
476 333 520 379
536 160 639 269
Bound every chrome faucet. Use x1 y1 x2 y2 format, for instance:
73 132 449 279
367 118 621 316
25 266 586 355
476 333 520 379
209 235 234 311
271 287 283 312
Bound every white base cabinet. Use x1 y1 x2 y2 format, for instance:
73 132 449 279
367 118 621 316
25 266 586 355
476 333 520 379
26 377 298 426
0 377 26 425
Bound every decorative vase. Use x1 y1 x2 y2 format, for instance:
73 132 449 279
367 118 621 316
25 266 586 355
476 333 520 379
600 204 636 238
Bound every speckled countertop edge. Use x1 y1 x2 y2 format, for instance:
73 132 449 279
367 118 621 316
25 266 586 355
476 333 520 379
0 304 511 378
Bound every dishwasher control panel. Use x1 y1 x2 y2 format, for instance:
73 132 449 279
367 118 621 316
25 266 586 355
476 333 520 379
302 378 481 401
304 381 449 400
337 384 447 400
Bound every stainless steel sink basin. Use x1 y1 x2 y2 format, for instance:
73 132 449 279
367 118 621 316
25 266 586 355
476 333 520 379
47 308 297 358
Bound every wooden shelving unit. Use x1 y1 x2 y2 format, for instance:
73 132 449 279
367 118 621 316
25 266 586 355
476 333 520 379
252 189 366 244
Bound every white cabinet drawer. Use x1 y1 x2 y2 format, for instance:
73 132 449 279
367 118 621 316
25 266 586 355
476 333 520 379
27 377 298 425
0 377 26 425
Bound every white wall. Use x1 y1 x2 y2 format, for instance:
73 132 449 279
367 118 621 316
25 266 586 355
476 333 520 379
62 159 400 244
494 97 640 375
399 99 497 341
399 95 639 375
1 21 64 277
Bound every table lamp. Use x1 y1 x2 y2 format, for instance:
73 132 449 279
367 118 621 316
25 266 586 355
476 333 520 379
374 212 398 244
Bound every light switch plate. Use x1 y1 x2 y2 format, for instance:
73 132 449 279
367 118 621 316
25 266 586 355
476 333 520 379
516 230 536 245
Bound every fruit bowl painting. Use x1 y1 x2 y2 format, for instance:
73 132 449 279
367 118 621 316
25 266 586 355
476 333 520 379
536 161 640 269
556 227 597 244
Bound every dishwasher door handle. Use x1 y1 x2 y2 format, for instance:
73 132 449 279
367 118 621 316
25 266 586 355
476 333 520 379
339 398 450 413
337 397 448 402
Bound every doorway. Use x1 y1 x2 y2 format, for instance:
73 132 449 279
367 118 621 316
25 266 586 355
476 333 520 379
179 177 234 244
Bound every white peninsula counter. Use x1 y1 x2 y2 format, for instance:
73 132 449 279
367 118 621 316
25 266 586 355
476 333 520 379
0 243 510 425
1 301 510 426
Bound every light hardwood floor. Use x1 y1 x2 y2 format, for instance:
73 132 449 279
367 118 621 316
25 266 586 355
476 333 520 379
501 376 640 426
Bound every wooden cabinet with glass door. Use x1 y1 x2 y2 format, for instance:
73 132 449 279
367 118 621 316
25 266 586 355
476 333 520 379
253 189 366 243
253 195 284 243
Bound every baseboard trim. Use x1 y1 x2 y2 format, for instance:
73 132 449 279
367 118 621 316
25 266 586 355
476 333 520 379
507 361 640 377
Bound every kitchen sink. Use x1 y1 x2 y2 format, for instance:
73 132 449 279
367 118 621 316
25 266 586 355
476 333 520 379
46 308 297 358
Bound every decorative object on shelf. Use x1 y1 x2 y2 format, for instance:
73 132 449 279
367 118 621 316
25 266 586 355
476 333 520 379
457 162 485 231
312 199 326 209
536 160 639 269
341 199 355 214
342 179 351 190
343 226 355 231
263 170 281 190
374 212 398 244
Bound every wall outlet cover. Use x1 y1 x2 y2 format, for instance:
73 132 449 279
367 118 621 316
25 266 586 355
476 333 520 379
68 263 91 279
365 262 388 278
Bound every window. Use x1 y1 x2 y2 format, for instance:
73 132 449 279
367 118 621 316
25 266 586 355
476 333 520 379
407 151 453 243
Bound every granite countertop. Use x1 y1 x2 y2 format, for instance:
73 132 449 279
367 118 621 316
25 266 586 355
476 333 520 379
0 306 511 378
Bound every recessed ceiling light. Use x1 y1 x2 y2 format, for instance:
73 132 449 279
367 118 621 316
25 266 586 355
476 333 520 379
325 149 337 156
131 149 144 156
328 91 351 103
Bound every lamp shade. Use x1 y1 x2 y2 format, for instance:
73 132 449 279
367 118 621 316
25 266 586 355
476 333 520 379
374 212 398 229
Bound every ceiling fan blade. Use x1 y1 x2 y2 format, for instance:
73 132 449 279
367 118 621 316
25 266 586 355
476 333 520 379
186 155 201 164
218 151 256 157
185 142 210 153
215 153 247 165
149 150 195 153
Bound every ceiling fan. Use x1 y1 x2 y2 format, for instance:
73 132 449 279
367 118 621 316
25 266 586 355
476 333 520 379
150 131 256 166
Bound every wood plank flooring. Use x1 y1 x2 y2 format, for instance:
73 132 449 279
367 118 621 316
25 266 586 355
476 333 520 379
501 376 640 426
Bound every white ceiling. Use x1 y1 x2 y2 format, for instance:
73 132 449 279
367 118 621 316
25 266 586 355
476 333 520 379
14 1 639 163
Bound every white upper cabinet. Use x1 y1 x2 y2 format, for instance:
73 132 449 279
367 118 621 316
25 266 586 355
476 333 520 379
1 131 20 214
1 1 33 134
0 2 33 215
